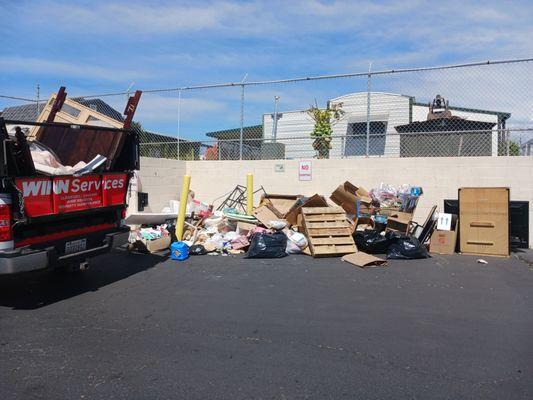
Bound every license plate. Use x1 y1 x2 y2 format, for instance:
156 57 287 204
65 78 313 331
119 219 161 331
65 239 87 255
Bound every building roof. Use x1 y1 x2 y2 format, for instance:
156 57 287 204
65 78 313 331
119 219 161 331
206 125 263 140
141 130 202 144
411 101 511 120
0 98 125 123
0 102 43 121
0 98 202 144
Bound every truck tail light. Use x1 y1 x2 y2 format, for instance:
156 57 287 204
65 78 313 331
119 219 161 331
0 194 13 249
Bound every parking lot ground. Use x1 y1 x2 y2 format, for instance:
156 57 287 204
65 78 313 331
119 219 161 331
1 250 532 399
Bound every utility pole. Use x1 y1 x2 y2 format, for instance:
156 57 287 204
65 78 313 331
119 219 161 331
36 83 40 117
366 62 372 157
177 90 182 160
239 73 248 160
272 95 280 142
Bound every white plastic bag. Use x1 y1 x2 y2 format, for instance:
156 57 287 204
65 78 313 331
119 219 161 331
269 220 287 230
286 230 308 249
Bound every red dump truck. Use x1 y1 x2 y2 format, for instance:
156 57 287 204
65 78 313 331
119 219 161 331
0 107 140 274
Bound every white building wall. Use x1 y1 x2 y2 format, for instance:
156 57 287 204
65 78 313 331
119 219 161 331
263 92 412 158
263 93 503 159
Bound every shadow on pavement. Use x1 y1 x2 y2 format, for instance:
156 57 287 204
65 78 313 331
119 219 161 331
0 249 166 310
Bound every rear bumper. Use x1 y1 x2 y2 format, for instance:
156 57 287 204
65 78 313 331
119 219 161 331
0 229 129 275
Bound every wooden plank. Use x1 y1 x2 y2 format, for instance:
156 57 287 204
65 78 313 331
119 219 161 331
303 214 347 222
306 221 350 229
313 244 357 255
306 228 352 236
311 237 355 245
301 206 345 214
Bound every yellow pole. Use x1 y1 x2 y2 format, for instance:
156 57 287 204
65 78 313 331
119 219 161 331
176 175 191 241
246 173 253 215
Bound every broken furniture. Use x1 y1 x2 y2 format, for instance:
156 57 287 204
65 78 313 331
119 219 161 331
301 206 357 257
385 211 412 235
444 199 529 250
459 187 509 257
217 185 267 215
410 205 438 245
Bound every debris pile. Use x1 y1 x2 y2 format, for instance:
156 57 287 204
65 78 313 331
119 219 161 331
127 180 448 266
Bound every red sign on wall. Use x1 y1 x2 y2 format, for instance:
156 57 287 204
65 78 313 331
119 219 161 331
15 173 129 217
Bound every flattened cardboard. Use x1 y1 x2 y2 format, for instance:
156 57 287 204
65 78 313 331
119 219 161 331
342 252 387 268
253 205 285 229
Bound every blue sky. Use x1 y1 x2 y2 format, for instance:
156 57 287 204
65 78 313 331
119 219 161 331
1 0 532 139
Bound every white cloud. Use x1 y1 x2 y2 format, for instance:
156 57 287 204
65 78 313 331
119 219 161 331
0 57 147 83
118 94 227 124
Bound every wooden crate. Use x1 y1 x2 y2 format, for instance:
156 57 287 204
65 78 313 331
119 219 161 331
301 206 357 257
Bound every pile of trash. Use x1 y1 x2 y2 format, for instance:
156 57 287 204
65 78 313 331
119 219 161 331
128 181 440 266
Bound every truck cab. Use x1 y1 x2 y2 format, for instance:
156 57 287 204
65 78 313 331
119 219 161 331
0 117 139 274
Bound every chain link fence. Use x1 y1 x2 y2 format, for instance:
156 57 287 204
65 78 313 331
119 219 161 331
1 58 533 160
138 128 530 160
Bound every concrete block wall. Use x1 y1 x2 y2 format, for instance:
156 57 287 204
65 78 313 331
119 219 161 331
136 157 186 213
137 156 533 247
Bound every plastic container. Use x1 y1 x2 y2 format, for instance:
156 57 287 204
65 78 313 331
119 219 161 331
170 241 189 261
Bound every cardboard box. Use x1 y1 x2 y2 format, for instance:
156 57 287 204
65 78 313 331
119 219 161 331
285 194 328 227
259 194 302 219
133 236 171 253
236 221 258 236
330 181 371 214
459 187 509 257
430 214 458 255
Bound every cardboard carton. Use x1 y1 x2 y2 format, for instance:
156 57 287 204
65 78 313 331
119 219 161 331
133 236 171 253
430 214 458 255
330 181 372 214
259 194 302 219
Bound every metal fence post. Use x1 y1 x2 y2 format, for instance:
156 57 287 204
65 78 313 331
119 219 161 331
177 90 181 160
240 84 245 160
506 130 510 156
366 62 372 157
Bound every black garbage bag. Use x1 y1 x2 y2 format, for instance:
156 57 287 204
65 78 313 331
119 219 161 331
245 232 288 259
189 244 208 255
353 229 392 254
386 232 430 259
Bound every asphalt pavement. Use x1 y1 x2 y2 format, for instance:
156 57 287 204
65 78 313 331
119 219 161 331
1 250 532 399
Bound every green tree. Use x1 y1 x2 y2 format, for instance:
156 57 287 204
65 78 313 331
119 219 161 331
307 102 344 159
